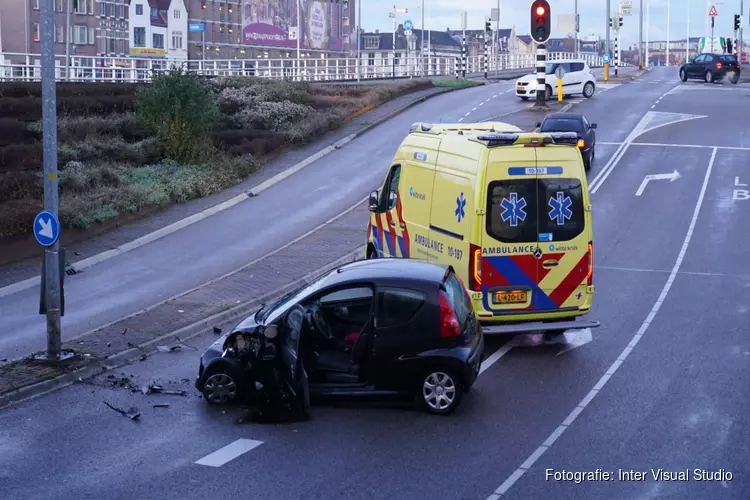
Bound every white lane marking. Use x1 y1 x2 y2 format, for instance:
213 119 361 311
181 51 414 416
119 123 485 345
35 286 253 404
493 94 497 97
597 141 624 146
465 111 471 116
479 102 484 106
479 339 519 375
195 439 264 467
633 142 750 151
472 106 478 111
651 105 655 108
485 148 717 498
599 265 747 279
458 117 464 122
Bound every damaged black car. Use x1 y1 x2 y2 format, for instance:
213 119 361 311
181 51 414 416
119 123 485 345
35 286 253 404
195 259 484 416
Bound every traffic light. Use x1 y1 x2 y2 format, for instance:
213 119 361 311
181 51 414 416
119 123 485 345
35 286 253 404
609 17 612 27
530 0 551 43
727 38 733 53
735 14 741 31
619 16 624 27
485 20 491 33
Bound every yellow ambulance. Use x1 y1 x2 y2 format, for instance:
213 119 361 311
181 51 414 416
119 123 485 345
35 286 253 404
365 122 599 334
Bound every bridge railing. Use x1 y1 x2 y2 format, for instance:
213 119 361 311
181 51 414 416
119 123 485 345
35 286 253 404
0 51 610 83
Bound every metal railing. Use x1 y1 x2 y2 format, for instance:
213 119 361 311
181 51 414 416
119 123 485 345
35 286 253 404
0 51 611 83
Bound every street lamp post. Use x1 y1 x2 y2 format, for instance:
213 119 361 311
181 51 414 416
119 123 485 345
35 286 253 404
666 0 670 66
420 0 424 76
357 0 361 81
296 0 301 81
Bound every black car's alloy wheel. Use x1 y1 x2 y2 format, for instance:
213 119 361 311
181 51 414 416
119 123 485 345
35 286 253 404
705 70 714 83
202 366 240 405
680 69 687 82
418 369 463 415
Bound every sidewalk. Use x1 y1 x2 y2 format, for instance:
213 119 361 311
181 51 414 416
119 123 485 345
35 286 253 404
0 203 369 408
0 82 475 287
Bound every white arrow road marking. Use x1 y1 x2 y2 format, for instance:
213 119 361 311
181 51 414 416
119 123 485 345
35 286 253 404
38 217 53 238
555 328 593 356
478 328 594 375
635 169 681 196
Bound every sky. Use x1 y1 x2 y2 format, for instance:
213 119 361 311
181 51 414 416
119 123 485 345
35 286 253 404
358 0 748 46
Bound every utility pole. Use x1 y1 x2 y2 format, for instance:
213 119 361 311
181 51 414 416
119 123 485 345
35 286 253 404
666 0 670 65
645 0 650 65
296 0 301 81
606 0 611 57
420 0 424 76
639 0 644 68
356 0 361 82
40 0 62 361
574 0 579 57
742 0 745 63
65 0 71 81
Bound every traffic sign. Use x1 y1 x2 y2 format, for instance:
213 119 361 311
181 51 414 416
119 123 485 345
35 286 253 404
188 23 205 32
709 5 718 16
33 210 60 247
555 65 566 79
603 53 611 63
289 26 299 40
403 20 413 32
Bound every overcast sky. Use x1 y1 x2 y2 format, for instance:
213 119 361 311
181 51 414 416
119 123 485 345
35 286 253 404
359 0 746 46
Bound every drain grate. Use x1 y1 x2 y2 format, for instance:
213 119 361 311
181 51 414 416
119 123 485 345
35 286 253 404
65 266 79 276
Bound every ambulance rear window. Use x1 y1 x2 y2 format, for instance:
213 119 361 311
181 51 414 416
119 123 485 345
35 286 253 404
538 178 585 242
486 178 585 243
486 180 539 243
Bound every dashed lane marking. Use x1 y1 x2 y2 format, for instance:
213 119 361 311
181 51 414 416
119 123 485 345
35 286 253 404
485 148 717 498
195 439 264 467
464 111 471 116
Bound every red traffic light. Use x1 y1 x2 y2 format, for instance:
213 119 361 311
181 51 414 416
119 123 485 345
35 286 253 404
536 6 545 15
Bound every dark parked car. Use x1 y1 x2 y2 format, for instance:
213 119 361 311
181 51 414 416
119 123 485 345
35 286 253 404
680 53 740 83
536 112 597 170
196 259 484 415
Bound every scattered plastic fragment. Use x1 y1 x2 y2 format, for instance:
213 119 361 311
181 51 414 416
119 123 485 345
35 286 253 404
104 401 140 420
143 384 186 396
153 404 170 408
213 326 222 334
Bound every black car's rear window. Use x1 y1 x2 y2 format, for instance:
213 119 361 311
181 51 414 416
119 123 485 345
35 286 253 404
443 273 472 330
540 118 583 133
719 55 737 63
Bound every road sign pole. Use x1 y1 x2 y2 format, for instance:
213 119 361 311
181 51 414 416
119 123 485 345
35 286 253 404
41 0 62 361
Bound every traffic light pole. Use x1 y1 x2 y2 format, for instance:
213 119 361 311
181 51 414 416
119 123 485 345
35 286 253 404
534 42 547 108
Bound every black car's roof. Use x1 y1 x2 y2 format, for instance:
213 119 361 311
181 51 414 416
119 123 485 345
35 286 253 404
320 259 449 288
543 113 583 120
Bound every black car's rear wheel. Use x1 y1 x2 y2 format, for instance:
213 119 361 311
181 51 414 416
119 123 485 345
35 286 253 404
417 369 463 415
705 70 714 83
679 68 687 82
730 72 740 84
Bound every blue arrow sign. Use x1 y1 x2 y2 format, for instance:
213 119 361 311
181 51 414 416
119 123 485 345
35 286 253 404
33 210 60 247
602 53 611 63
403 20 413 32
189 23 205 33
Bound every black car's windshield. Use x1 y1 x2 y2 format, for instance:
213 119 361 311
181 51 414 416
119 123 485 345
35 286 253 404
255 282 310 323
540 118 582 133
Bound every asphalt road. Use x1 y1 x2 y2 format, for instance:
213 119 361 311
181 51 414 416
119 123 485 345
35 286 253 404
3 66 749 499
0 80 525 360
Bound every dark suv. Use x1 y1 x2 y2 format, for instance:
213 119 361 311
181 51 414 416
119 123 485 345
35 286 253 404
680 52 740 83
196 259 484 415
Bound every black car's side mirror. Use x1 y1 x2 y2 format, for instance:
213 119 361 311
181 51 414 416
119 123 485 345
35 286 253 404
590 123 598 129
368 190 379 212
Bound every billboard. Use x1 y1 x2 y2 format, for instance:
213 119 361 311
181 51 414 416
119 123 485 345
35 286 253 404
242 0 346 51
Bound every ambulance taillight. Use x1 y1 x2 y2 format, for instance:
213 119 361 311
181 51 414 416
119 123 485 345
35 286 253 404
469 244 482 291
586 242 593 286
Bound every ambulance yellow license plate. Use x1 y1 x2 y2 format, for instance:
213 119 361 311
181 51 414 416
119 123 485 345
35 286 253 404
493 290 528 304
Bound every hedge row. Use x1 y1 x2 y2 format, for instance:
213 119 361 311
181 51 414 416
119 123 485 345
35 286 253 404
0 95 135 120
0 81 144 98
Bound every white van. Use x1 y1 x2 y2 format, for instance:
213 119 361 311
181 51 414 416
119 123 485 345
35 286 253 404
515 59 597 101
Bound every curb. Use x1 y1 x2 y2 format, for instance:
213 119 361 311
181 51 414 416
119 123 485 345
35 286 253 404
0 82 481 300
0 248 362 411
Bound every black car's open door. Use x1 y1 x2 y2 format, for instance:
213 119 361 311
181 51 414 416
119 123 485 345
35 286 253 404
279 304 310 414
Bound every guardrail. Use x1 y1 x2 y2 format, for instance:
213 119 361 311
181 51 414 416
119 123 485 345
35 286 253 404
0 51 609 83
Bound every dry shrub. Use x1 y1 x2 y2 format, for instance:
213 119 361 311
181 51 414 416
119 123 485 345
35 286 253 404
0 170 41 201
0 198 40 239
0 143 42 171
56 113 145 143
0 118 37 147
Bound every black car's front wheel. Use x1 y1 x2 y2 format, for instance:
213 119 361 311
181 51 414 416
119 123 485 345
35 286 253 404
705 70 714 83
417 369 463 415
201 363 246 405
679 68 688 82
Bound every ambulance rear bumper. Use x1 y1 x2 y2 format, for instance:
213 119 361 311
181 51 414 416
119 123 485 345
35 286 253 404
481 319 600 335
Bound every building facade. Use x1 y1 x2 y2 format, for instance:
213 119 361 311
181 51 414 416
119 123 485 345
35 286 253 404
128 0 187 59
184 0 356 61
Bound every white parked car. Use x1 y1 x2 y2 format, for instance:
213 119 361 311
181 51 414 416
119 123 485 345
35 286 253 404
515 59 597 101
